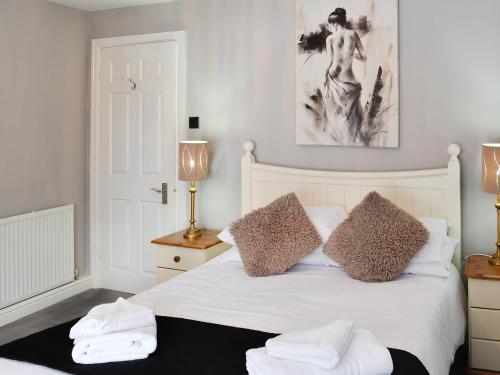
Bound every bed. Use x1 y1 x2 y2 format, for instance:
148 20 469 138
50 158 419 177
0 141 466 375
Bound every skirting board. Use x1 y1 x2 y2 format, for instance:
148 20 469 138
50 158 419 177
0 276 92 328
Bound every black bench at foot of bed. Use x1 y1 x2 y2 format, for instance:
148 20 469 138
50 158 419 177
0 316 429 375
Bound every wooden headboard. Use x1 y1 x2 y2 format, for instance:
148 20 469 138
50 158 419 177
241 141 462 267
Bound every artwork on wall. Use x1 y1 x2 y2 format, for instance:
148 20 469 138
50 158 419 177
296 0 399 147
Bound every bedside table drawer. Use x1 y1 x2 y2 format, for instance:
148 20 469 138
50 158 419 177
469 279 500 309
153 231 231 285
157 246 207 271
470 338 500 371
471 308 500 340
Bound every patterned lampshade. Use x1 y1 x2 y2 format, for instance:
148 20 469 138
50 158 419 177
482 144 500 194
179 141 208 181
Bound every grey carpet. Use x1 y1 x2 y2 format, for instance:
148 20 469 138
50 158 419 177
0 289 132 346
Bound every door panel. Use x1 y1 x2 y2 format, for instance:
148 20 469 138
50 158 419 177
98 41 179 293
140 92 162 175
141 59 162 81
140 201 163 275
111 60 132 82
110 93 130 174
110 198 131 270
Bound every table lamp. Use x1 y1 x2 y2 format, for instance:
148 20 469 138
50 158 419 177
482 143 500 265
179 141 208 239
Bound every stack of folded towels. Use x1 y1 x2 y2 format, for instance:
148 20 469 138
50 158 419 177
69 297 157 364
246 320 393 375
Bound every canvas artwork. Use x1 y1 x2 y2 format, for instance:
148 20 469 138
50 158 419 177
296 0 399 147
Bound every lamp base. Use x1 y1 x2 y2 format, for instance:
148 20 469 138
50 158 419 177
183 228 203 240
490 195 500 266
489 245 500 266
183 181 203 240
489 254 500 266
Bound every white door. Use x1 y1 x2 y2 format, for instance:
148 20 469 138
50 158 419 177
97 41 181 293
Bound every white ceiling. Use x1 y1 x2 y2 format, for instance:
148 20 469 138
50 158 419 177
46 0 178 12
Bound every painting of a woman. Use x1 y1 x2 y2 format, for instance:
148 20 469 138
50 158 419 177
323 8 366 144
296 0 399 147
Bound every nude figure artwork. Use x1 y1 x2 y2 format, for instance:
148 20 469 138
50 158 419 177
296 1 399 147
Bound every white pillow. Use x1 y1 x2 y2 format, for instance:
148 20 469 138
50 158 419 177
412 217 449 262
301 206 347 267
219 244 342 267
217 226 236 245
401 217 459 277
403 237 459 277
217 205 347 267
304 205 348 243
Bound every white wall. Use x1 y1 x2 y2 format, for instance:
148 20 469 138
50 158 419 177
0 0 91 273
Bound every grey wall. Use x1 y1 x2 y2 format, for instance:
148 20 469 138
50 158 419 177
91 0 500 259
4 0 496 273
0 0 91 272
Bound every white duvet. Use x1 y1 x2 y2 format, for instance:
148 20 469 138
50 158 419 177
1 257 466 375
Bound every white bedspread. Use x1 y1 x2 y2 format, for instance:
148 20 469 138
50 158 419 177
131 260 466 375
1 257 466 375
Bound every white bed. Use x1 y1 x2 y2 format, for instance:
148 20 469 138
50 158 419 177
132 257 466 375
0 141 466 375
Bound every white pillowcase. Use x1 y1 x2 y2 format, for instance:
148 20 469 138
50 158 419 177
304 205 348 243
218 205 348 267
217 226 236 245
402 217 459 278
301 205 347 267
412 217 448 262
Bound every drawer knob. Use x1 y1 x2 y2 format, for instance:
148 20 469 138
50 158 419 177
174 256 181 263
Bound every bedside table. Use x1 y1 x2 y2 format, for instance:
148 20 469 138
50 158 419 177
465 255 500 374
152 229 231 283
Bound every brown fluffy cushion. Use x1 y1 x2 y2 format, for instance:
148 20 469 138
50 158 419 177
324 191 429 282
229 193 321 277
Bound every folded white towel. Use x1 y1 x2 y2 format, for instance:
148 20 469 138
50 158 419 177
72 324 157 364
247 330 393 375
69 297 155 340
266 320 354 369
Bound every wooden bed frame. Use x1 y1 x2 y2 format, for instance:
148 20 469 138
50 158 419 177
241 141 462 267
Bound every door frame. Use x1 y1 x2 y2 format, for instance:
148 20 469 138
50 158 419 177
90 31 187 288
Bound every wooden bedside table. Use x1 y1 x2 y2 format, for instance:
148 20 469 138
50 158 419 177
152 229 231 283
465 255 500 374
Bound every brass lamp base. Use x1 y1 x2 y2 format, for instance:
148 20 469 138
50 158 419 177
183 181 203 240
183 228 202 240
489 247 500 266
489 255 500 266
488 195 500 266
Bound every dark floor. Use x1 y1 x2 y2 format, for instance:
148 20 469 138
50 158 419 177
0 289 132 346
0 289 467 374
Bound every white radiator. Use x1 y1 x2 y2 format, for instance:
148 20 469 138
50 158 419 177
0 205 75 309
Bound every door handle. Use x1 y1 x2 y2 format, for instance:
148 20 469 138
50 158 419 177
150 183 168 205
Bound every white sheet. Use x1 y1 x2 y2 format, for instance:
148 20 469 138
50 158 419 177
1 257 466 375
0 358 68 374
